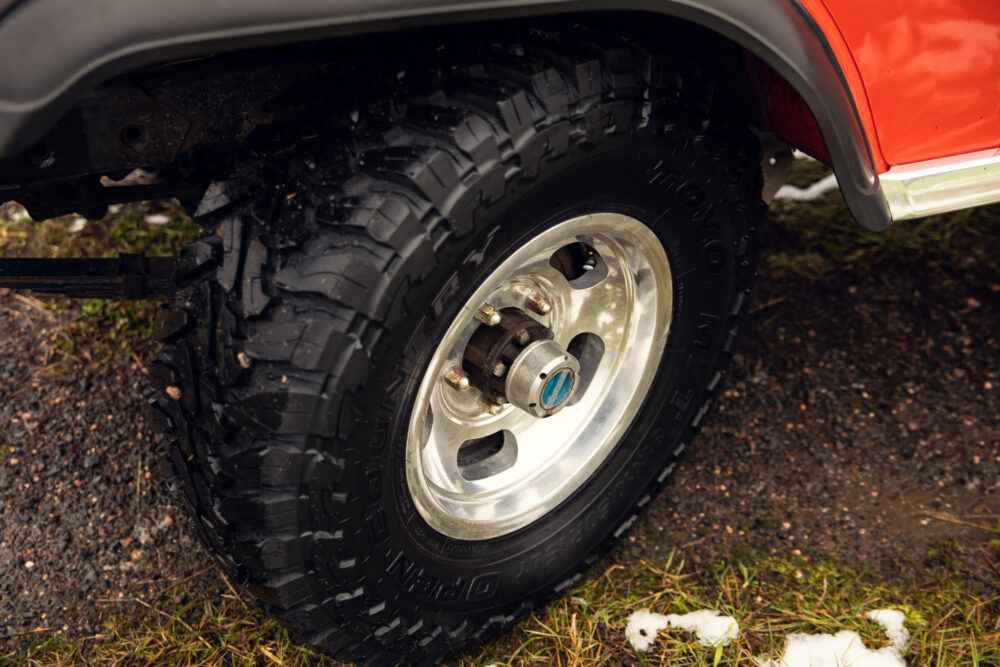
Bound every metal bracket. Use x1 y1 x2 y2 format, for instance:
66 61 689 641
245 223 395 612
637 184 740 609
0 253 177 299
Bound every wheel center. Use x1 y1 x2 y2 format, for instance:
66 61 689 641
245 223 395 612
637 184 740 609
461 305 579 418
542 368 575 409
505 339 579 417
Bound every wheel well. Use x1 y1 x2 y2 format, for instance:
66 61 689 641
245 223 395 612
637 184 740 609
0 12 828 221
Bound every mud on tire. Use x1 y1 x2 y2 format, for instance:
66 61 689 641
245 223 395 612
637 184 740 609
148 23 766 665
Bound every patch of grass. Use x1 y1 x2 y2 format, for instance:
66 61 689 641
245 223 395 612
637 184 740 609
767 162 1000 284
457 538 1000 666
41 299 162 364
6 540 996 666
0 200 198 259
4 578 333 667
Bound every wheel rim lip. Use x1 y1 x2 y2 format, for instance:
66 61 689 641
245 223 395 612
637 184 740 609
406 213 673 540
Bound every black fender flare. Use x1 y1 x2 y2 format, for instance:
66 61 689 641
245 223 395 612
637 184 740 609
0 0 890 229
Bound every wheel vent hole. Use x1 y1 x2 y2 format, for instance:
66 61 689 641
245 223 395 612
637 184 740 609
566 332 605 407
457 430 517 481
549 241 608 288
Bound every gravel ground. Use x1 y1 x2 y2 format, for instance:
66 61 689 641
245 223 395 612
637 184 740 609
0 295 212 642
1 218 998 652
627 262 999 576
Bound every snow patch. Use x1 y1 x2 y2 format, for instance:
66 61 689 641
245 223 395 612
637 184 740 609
756 609 909 667
626 609 739 651
774 173 839 202
866 609 909 651
626 610 669 651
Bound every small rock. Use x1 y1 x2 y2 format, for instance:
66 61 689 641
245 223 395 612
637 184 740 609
83 454 100 469
24 560 35 570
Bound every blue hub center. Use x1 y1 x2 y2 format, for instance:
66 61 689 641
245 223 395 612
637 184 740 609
540 368 575 409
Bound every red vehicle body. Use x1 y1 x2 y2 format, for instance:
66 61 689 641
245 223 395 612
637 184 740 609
815 0 1000 168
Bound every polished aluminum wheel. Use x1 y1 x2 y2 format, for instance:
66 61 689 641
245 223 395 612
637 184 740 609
406 213 673 539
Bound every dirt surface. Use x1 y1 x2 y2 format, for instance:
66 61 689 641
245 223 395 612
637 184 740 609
626 263 999 577
1 220 998 652
0 296 214 642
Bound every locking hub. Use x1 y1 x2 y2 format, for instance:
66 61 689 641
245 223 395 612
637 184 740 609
462 306 579 418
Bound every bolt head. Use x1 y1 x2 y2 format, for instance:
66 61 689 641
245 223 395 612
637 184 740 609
492 361 507 377
515 328 530 345
444 367 470 391
475 303 502 326
480 398 504 415
526 292 551 315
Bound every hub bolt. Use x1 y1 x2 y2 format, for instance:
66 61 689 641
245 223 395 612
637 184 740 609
475 303 502 326
515 328 530 345
444 367 470 391
480 397 504 415
526 292 551 315
492 361 507 377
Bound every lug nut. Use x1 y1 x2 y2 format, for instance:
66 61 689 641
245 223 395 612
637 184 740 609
444 367 470 391
526 292 551 315
515 328 530 345
492 361 507 377
475 303 502 326
480 397 504 416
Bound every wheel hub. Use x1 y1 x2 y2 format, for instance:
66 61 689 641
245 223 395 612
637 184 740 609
462 306 580 418
504 339 579 417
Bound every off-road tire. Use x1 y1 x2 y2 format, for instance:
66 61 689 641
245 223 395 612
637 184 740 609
149 24 766 665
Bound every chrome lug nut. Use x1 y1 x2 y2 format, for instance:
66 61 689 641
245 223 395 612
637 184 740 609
475 303 502 326
443 367 470 391
526 292 551 315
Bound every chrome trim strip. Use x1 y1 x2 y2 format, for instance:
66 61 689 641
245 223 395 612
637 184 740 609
880 148 1000 221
